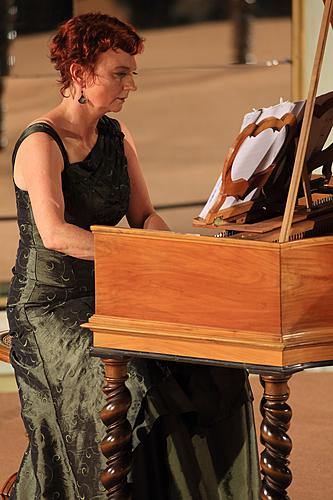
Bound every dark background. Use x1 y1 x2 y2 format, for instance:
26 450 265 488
6 0 291 35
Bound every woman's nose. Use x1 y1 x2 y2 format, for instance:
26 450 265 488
124 75 137 92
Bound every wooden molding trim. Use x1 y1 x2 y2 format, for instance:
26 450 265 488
84 315 333 367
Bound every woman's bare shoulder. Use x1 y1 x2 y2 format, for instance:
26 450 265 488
14 119 65 169
27 112 61 131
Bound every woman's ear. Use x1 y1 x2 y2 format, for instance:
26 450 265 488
69 62 85 87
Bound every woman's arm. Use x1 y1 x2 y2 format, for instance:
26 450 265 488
14 132 94 260
120 122 169 231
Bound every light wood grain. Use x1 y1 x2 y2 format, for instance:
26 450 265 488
94 229 281 337
281 237 333 334
86 228 333 368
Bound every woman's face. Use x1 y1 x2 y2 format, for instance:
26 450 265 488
84 48 138 113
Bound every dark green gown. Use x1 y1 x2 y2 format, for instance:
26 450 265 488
7 117 260 499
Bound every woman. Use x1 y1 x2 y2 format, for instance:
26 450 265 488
7 12 260 499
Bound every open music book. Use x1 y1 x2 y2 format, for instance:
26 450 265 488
197 99 306 223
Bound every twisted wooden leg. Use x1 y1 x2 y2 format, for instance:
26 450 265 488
260 373 292 500
100 357 132 499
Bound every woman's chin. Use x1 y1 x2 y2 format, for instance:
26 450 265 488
110 99 126 112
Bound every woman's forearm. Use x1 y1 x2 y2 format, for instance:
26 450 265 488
42 213 169 259
41 222 94 260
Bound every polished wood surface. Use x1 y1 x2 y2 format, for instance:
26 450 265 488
100 358 132 498
260 374 292 499
94 227 280 330
87 226 333 367
281 237 333 337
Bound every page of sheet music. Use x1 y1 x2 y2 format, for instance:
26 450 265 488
198 99 305 220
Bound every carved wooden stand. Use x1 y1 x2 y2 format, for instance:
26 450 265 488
259 373 292 500
100 357 132 499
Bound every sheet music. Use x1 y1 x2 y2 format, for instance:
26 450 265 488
198 99 305 220
240 101 297 130
231 128 287 181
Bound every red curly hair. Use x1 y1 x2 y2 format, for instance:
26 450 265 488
49 12 144 96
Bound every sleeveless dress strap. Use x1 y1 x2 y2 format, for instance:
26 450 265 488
12 122 70 167
100 115 123 135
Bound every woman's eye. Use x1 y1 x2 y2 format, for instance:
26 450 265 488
113 71 138 79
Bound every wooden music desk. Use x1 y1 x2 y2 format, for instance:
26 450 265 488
84 226 333 500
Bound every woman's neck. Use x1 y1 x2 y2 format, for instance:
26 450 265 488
55 99 100 140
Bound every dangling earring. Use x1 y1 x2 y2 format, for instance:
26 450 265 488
78 90 88 104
